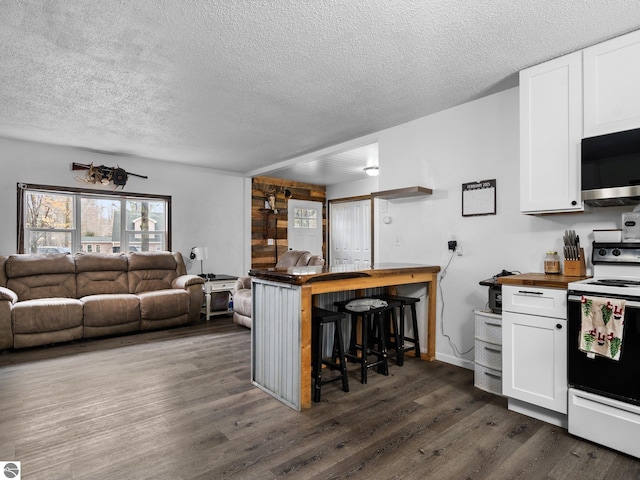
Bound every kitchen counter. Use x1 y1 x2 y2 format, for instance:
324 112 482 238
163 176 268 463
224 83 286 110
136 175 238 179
249 263 440 410
497 272 590 289
249 263 440 286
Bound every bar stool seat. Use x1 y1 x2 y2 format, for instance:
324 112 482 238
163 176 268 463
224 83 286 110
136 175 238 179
372 293 421 365
334 298 401 384
311 307 349 402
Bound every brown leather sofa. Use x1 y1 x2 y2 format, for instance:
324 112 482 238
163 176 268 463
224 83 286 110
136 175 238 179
232 250 324 328
0 251 204 349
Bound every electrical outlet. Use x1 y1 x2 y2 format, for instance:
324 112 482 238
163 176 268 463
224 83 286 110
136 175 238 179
448 240 457 251
456 244 464 256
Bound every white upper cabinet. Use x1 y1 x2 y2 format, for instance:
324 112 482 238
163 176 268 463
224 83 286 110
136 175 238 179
584 29 640 138
520 52 584 214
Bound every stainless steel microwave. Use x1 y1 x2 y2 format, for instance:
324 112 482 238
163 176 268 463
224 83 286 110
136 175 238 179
582 127 640 206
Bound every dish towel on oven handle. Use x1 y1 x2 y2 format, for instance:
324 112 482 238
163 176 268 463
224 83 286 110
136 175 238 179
579 295 626 361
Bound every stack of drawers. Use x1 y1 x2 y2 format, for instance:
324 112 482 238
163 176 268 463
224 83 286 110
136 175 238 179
473 310 503 396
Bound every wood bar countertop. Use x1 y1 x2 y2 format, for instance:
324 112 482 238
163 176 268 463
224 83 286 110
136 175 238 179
497 272 591 289
249 263 441 286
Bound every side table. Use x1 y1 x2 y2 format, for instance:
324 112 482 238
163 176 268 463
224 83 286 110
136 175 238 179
202 275 238 320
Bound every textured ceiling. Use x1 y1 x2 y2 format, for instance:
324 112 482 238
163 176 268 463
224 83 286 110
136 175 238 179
1 1 640 183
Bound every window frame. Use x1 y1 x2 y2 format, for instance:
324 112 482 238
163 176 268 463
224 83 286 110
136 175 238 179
17 183 172 254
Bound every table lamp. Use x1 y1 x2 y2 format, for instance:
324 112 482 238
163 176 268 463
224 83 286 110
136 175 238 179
190 247 208 276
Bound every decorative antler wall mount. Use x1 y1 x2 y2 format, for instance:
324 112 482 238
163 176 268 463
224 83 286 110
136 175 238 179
256 184 291 215
72 162 148 189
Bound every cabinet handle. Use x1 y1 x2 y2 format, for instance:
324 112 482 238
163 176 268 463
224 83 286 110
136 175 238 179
484 347 501 353
571 200 577 206
518 290 543 295
556 323 562 329
484 372 501 379
485 322 501 327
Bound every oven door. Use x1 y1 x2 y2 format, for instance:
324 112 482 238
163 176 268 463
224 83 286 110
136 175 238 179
567 292 640 406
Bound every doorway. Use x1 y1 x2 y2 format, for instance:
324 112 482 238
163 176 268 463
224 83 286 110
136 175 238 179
287 199 323 256
329 198 372 267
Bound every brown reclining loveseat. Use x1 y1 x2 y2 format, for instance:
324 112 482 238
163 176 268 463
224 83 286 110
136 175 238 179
0 251 204 349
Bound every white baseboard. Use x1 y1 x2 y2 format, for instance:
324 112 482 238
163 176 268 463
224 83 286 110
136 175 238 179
435 352 474 370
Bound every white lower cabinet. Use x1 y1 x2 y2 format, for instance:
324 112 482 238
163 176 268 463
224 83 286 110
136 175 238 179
502 285 567 427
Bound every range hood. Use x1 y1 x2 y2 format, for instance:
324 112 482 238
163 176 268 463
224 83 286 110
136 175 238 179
582 127 640 207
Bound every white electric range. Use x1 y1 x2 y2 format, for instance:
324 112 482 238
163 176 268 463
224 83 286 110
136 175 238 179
567 242 640 458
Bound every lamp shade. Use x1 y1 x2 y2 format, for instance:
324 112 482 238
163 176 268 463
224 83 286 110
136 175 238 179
191 247 208 261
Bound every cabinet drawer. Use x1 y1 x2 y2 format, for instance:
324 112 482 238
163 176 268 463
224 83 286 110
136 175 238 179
474 339 502 370
205 282 235 292
502 285 566 319
474 364 503 396
474 311 502 344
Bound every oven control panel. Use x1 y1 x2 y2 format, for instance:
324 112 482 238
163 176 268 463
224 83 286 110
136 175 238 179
592 242 640 264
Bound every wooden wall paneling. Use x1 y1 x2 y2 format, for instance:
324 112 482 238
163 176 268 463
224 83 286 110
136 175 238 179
251 176 327 269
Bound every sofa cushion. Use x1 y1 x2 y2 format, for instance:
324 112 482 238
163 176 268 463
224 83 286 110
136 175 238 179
138 289 190 320
12 298 83 333
82 294 140 327
0 256 7 287
82 294 140 337
308 255 324 266
276 250 311 267
76 253 129 297
6 254 76 301
128 252 178 294
173 252 187 276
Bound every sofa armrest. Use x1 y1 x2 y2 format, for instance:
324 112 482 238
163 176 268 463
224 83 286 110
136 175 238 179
171 275 205 324
0 286 18 304
0 287 15 349
172 274 205 290
233 276 252 293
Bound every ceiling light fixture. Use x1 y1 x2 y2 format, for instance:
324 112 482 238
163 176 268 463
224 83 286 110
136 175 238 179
364 166 379 177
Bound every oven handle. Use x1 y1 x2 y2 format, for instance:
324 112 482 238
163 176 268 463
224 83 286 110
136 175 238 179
568 294 640 309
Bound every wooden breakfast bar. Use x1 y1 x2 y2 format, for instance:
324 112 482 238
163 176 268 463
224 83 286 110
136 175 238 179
249 263 440 410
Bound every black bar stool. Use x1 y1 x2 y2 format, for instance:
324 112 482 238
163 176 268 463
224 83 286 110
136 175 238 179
311 307 349 402
373 294 421 364
334 298 401 384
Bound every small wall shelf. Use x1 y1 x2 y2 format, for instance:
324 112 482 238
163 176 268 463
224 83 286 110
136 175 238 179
371 186 433 200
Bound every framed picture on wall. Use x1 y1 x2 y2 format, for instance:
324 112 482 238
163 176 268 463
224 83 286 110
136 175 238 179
462 179 496 217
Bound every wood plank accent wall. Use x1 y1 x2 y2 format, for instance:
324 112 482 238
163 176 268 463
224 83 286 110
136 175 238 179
251 176 326 269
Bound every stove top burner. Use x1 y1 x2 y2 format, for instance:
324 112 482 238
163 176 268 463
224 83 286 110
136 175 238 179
588 278 640 287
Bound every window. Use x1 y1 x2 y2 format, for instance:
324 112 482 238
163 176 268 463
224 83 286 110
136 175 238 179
19 184 171 254
292 207 318 229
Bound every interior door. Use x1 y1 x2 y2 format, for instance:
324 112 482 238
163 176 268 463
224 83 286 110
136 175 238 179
287 200 323 255
329 199 371 267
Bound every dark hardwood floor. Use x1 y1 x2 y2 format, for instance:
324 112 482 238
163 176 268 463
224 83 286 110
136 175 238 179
0 316 639 480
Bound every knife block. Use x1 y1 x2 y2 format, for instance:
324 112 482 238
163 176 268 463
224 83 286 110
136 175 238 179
564 248 586 276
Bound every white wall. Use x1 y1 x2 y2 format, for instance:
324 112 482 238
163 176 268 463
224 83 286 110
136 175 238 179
327 176 379 199
325 87 628 369
0 137 248 277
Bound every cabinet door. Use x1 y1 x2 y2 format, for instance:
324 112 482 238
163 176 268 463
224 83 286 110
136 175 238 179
502 312 567 413
584 29 640 137
520 52 583 214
